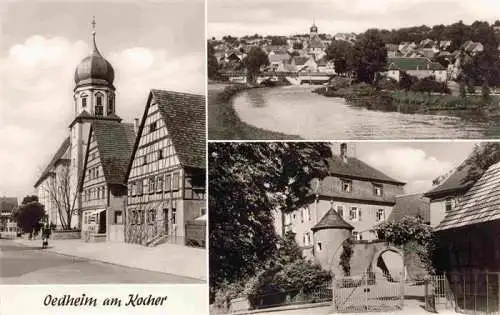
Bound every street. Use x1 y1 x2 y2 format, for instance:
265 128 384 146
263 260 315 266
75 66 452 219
0 239 203 284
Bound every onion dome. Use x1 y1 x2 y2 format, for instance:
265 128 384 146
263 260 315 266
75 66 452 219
310 23 318 33
74 31 114 87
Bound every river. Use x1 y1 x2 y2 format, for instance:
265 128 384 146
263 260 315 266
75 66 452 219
232 86 500 139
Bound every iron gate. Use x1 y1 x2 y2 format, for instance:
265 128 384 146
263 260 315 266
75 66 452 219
333 271 404 313
427 272 500 315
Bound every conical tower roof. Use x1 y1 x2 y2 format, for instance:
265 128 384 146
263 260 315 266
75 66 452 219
311 207 354 232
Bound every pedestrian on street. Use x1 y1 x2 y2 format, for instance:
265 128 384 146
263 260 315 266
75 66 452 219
41 220 51 249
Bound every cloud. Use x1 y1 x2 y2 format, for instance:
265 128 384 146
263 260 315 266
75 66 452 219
361 147 453 194
0 35 204 199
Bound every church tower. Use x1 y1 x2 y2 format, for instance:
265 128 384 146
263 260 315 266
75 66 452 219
68 17 120 227
309 20 318 39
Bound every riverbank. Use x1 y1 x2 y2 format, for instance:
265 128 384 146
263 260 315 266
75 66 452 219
314 84 500 120
208 83 301 140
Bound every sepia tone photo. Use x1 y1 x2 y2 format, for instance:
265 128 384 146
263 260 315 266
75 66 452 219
0 0 206 284
207 0 500 140
209 141 500 315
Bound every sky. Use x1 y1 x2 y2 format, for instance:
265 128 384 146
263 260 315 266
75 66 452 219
352 141 478 195
0 0 205 201
208 0 500 38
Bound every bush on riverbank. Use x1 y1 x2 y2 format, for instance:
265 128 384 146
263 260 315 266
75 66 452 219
315 79 500 117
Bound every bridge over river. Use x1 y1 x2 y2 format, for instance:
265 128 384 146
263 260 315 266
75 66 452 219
221 71 334 85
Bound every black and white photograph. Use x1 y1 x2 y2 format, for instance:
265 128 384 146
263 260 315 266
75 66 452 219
209 141 500 315
207 0 500 140
0 0 206 285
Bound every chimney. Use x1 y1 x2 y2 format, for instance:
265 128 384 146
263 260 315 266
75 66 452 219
340 143 348 163
133 118 140 134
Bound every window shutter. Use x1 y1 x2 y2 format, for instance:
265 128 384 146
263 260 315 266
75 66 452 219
358 208 362 221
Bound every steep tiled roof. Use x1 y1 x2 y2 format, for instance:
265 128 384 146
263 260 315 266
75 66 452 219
309 37 325 49
327 156 405 185
314 156 404 204
436 161 500 231
424 162 474 199
34 137 70 187
293 56 309 66
387 57 445 71
311 207 354 231
152 89 206 169
389 194 430 223
269 53 290 63
0 197 18 213
90 121 135 186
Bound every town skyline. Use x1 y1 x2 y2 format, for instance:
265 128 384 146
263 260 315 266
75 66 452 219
208 0 500 38
209 18 500 39
0 0 205 200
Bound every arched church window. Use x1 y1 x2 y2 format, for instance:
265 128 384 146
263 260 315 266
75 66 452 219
95 92 104 116
81 93 88 108
107 94 114 114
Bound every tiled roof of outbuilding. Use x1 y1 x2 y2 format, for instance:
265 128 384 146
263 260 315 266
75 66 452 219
436 161 500 231
389 194 430 223
152 89 206 169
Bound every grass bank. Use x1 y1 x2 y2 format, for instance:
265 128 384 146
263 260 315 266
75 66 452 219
208 83 301 140
314 83 500 119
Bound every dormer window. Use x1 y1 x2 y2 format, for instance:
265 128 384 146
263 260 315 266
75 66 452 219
373 183 383 196
341 179 352 192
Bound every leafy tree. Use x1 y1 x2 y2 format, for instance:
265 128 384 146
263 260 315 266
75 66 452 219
242 46 269 84
411 76 450 95
207 42 220 80
460 142 500 183
376 216 436 273
209 143 332 299
352 29 388 83
339 237 354 276
276 231 303 265
270 36 287 46
399 71 418 91
326 40 354 76
12 195 46 238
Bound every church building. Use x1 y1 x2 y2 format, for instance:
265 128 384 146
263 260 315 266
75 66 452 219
34 19 122 231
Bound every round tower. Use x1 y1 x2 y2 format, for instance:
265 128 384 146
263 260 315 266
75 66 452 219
311 202 354 276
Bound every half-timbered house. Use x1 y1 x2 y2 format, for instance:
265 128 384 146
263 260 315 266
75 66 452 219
125 89 206 246
79 120 135 242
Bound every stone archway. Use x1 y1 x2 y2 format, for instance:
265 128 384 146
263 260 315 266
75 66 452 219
369 246 405 281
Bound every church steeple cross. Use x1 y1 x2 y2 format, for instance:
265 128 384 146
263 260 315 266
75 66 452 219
91 16 96 36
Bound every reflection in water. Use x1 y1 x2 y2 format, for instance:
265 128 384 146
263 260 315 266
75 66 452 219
232 86 500 139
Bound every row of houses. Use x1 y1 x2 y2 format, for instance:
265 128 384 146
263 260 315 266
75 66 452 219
33 29 206 247
215 23 335 74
